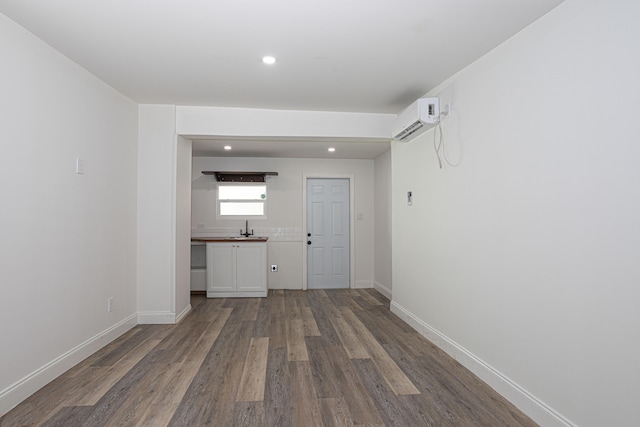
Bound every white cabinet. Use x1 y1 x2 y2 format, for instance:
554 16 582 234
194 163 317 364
206 241 267 297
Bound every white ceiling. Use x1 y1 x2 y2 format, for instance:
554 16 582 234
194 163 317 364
0 0 564 158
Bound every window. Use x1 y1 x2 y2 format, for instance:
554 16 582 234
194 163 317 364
217 184 267 218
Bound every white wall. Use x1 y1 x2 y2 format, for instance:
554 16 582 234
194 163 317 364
175 136 193 320
137 105 176 323
373 150 392 298
0 13 138 413
177 105 394 139
137 105 191 324
391 1 640 426
192 156 375 289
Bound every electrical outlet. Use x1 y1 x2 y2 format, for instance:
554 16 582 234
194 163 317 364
107 297 114 312
271 265 278 272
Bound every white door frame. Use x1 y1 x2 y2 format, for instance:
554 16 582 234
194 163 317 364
302 174 355 290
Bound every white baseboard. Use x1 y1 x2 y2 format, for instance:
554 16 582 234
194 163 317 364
138 305 192 324
373 281 392 300
137 311 178 324
175 304 192 323
390 301 574 427
0 314 137 416
354 280 373 289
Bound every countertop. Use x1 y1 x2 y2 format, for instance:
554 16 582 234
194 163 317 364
191 237 268 243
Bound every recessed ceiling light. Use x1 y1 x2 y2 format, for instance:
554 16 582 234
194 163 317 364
262 56 276 65
328 147 336 152
224 145 232 150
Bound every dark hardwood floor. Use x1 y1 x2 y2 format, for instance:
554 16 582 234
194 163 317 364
0 289 537 426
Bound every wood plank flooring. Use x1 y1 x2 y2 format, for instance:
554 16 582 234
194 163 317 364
0 289 537 426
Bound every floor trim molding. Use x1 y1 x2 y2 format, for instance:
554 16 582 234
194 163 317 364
137 311 177 324
175 304 192 323
373 281 392 300
0 313 137 416
389 300 574 427
354 279 373 289
138 305 193 324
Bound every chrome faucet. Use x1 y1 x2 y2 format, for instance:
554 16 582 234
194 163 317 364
240 220 254 237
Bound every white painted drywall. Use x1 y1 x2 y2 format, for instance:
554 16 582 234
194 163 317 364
374 150 392 298
0 13 138 413
137 105 177 323
175 136 192 320
191 156 375 289
392 1 640 426
176 106 395 139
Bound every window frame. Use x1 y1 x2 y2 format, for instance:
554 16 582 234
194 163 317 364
216 182 268 220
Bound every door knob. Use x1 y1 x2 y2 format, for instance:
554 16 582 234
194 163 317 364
307 233 311 237
307 240 312 245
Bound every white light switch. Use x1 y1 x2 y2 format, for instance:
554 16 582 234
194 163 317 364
76 157 84 174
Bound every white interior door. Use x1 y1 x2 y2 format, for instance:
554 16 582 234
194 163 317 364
307 178 350 289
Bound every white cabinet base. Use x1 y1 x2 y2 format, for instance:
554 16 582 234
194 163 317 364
206 241 267 298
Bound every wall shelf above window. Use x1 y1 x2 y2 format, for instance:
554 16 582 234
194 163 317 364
202 171 278 182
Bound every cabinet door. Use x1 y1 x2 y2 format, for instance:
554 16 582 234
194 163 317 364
236 243 266 292
207 243 235 292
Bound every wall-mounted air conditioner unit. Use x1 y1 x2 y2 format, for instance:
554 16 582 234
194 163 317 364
392 97 440 141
